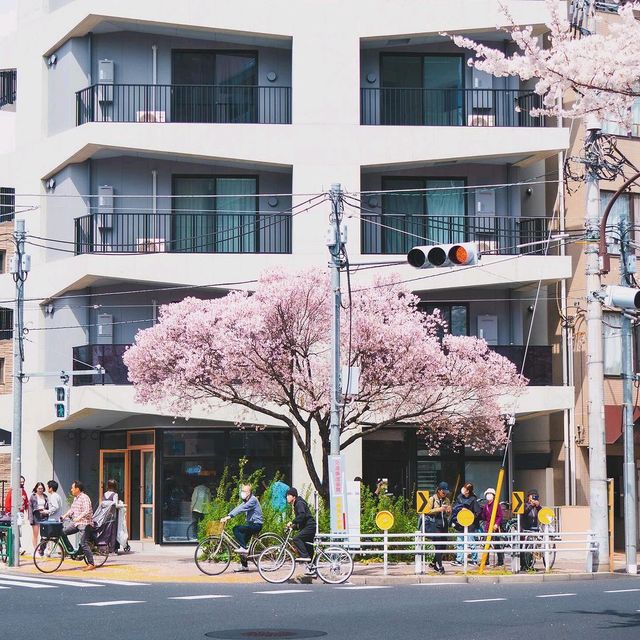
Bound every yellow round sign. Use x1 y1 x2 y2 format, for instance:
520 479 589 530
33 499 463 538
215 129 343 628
375 510 395 531
456 508 475 528
538 507 555 526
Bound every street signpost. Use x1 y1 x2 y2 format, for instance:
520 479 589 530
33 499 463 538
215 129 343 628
511 492 525 515
416 490 430 514
375 511 394 576
538 507 555 571
328 454 348 534
456 508 475 573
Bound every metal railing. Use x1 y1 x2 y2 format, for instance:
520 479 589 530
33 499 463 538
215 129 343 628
0 308 13 341
361 214 556 255
0 187 15 223
361 88 543 127
491 346 552 386
74 211 292 254
0 70 16 108
76 84 292 125
73 344 131 386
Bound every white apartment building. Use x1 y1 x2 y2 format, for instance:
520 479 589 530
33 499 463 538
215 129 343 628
0 0 573 545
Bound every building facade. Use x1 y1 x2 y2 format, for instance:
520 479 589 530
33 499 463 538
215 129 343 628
0 0 573 545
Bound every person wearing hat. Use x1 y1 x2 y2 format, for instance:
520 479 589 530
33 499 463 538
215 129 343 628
480 487 504 567
521 490 542 530
285 488 317 572
425 481 452 574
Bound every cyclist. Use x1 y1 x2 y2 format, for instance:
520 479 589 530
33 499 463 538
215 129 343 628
220 483 263 572
60 480 96 571
521 490 542 530
285 487 316 574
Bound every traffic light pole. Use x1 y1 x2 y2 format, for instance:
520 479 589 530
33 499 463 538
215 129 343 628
10 219 27 567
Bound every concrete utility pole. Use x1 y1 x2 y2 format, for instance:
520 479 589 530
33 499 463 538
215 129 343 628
9 219 28 567
584 117 610 571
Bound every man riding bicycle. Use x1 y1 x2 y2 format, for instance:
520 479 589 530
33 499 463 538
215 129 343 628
285 488 316 574
220 484 263 573
60 480 95 571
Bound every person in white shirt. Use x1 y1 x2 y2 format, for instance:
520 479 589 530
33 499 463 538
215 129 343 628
44 480 64 521
103 479 119 504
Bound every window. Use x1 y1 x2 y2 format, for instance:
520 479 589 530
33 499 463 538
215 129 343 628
0 250 5 274
603 311 622 376
0 308 12 341
600 191 632 256
602 98 640 137
419 302 469 336
0 357 4 384
0 187 15 223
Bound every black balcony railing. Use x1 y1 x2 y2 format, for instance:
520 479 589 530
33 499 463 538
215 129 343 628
0 70 16 108
361 215 555 255
76 84 292 125
491 345 552 386
73 344 131 386
0 187 15 223
74 211 292 254
361 88 543 127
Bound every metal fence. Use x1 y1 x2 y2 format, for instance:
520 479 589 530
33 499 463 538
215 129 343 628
361 214 555 255
74 211 292 255
361 88 543 127
0 70 16 108
76 84 292 125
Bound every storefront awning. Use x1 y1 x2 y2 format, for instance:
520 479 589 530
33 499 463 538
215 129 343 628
604 405 640 444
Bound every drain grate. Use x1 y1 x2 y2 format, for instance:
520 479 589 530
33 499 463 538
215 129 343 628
205 630 327 639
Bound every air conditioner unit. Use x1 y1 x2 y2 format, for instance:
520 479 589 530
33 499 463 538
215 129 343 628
136 238 166 253
136 110 166 123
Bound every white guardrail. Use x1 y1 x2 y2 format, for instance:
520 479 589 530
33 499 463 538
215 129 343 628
316 529 598 576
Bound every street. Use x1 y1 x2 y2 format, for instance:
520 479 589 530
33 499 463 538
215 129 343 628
1 573 639 639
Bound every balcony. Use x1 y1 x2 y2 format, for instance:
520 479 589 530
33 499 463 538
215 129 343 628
361 215 556 255
74 212 292 255
491 345 552 386
361 88 543 127
73 344 130 386
76 84 291 125
0 70 16 108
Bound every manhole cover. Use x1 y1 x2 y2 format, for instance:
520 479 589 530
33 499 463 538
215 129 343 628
205 630 327 639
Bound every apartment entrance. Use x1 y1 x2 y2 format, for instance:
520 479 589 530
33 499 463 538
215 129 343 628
99 430 155 542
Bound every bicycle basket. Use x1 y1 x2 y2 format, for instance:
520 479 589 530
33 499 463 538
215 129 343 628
40 521 63 538
206 520 225 536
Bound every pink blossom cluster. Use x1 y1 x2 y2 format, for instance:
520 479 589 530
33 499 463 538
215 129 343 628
451 1 640 127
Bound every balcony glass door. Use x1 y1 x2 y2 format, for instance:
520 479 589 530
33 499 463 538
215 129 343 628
215 53 257 123
423 56 463 126
425 179 465 243
381 55 422 125
172 177 215 252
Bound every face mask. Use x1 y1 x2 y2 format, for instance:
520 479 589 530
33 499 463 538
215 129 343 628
240 491 248 500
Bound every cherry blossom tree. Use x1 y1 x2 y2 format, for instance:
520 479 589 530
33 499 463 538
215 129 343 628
123 270 525 499
451 1 640 126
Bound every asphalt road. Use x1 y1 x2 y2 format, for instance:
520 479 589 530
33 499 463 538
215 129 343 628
1 572 639 640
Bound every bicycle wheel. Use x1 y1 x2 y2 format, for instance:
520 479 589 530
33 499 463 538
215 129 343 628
0 533 6 564
315 546 353 585
194 536 232 576
33 539 65 573
521 538 535 571
87 544 109 568
541 544 557 569
257 545 296 584
249 533 284 566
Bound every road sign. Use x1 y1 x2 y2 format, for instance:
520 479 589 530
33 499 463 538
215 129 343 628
538 507 555 526
456 508 474 528
511 491 525 515
375 510 395 531
416 490 430 514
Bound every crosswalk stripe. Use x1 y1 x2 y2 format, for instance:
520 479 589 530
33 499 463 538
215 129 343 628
0 586 9 589
412 582 462 586
604 588 640 593
464 598 507 603
536 593 576 598
0 574 102 588
168 595 232 600
335 585 390 590
255 589 311 595
78 601 145 607
0 579 55 589
86 579 150 586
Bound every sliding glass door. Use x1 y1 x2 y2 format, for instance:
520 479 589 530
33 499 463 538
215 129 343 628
423 57 463 126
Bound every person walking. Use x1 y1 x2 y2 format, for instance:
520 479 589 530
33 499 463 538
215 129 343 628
190 482 211 531
6 476 29 553
29 482 49 551
220 483 263 572
480 487 504 567
44 480 63 521
60 480 96 571
451 482 480 566
425 481 451 574
285 488 316 573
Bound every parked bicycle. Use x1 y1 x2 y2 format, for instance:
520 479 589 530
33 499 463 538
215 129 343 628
503 520 557 570
257 527 353 584
33 521 109 573
194 520 283 576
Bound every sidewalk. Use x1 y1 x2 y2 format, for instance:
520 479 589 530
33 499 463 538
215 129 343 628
4 548 640 585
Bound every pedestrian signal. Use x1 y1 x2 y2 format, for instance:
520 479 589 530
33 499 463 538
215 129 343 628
407 242 479 269
54 385 69 421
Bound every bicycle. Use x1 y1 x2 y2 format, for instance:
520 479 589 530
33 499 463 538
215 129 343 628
194 520 283 576
33 521 109 574
504 521 557 570
257 527 353 585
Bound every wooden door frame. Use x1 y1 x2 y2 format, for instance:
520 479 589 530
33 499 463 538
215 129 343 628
138 448 155 541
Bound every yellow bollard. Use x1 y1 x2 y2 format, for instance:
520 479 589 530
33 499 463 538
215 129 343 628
479 467 505 574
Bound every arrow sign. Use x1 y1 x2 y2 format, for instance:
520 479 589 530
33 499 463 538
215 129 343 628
511 491 525 515
416 490 430 514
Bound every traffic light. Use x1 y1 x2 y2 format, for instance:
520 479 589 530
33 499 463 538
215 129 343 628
407 242 479 269
604 285 640 310
54 385 69 421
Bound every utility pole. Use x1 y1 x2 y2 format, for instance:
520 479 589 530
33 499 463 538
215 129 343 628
9 219 28 567
584 117 610 571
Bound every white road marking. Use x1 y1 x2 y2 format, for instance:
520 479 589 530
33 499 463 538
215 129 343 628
78 600 145 607
86 579 150 586
464 598 507 603
0 574 102 588
0 579 55 589
0 586 9 589
168 595 232 600
335 585 391 590
536 593 576 599
255 589 312 595
604 588 640 593
412 582 464 586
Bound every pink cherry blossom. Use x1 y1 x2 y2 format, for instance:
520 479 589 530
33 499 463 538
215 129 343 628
451 1 640 128
124 270 525 498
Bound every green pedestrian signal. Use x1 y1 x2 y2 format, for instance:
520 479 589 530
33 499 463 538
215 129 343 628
54 385 69 421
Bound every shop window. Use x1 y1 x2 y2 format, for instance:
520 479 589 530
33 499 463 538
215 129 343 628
100 432 127 449
128 431 155 447
419 302 469 336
